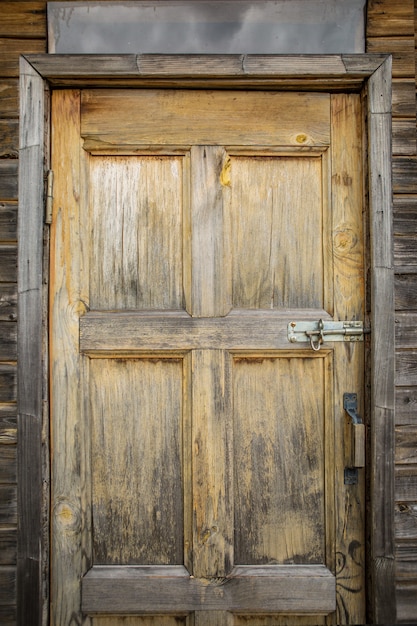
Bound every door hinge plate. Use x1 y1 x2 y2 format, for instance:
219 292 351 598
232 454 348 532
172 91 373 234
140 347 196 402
288 319 364 351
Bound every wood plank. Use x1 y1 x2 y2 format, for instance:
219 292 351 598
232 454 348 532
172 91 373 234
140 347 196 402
367 38 416 77
393 157 417 193
0 443 16 483
0 245 16 282
50 89 90 626
0 80 18 119
0 285 17 322
0 4 46 39
395 466 417 501
0 567 16 605
0 365 16 404
0 404 16 445
0 529 16 566
0 161 18 200
82 565 335 614
396 581 417 623
0 322 16 360
392 80 417 116
0 486 16 524
0 39 46 78
330 93 366 625
395 502 417 539
0 606 16 626
395 312 417 347
80 309 332 353
188 146 231 317
0 202 17 241
396 388 417 425
367 56 396 625
395 425 417 464
367 0 415 37
191 350 233 579
395 351 417 386
392 119 416 155
17 56 46 626
0 120 18 159
81 90 331 148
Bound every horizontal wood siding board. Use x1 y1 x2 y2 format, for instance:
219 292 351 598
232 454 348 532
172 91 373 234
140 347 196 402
392 80 417 116
0 529 17 566
0 322 17 360
0 202 17 241
396 467 417 501
395 312 417 347
0 405 16 445
396 388 417 425
0 40 46 78
0 246 17 282
0 365 16 404
0 162 18 201
0 285 17 322
392 119 417 155
367 0 415 37
393 157 417 193
395 351 417 386
395 273 417 308
0 3 46 39
82 566 335 614
395 425 417 464
397 582 417 623
0 486 16 524
0 443 16 483
0 567 16 605
395 503 417 539
0 120 18 159
0 80 18 119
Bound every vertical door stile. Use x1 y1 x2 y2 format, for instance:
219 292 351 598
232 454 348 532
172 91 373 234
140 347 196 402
330 93 366 625
50 89 91 625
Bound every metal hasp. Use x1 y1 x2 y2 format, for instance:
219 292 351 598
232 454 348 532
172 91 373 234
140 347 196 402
287 319 364 351
343 392 365 485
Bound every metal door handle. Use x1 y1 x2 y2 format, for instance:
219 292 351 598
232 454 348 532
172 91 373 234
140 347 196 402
344 393 365 468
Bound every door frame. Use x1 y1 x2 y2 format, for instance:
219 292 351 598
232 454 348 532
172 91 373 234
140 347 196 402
17 53 395 625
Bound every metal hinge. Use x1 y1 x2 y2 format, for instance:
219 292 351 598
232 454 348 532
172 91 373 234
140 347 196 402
45 170 54 224
288 319 367 351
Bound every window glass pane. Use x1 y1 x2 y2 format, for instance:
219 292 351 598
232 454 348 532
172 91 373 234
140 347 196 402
48 0 365 54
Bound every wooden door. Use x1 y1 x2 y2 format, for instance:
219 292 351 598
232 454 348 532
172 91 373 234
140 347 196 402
50 88 366 625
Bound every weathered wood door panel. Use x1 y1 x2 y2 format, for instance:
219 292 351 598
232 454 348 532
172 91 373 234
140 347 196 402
50 89 365 625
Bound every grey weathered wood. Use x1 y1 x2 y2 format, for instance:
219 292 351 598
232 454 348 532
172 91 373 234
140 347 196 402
16 55 46 626
395 313 417 347
395 351 417 387
395 388 417 425
0 285 16 322
0 529 17 565
0 322 16 359
0 405 16 445
367 55 396 624
393 157 417 193
82 565 335 615
0 202 17 240
25 53 388 89
0 364 16 403
0 161 18 200
0 246 16 282
80 309 331 353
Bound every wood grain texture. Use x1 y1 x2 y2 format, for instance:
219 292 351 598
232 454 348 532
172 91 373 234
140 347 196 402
230 155 327 310
17 56 46 626
188 146 231 317
0 39 45 78
392 119 417 155
0 285 17 322
0 404 16 445
393 157 417 193
392 80 417 116
0 202 17 241
88 155 183 310
0 161 18 200
0 3 46 39
0 80 18 119
81 90 331 149
367 38 416 77
50 89 91 626
90 358 184 565
367 56 396 624
330 94 366 625
0 120 18 158
0 246 16 282
0 365 16 404
82 565 335 614
367 0 415 37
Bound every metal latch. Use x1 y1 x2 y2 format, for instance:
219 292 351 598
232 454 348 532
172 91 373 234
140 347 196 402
288 319 365 351
343 392 365 484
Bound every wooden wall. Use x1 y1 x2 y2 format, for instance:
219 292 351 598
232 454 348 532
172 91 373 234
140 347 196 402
0 1 415 623
367 1 417 623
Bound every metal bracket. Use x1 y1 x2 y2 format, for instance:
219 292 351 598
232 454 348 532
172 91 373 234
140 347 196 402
343 393 365 482
288 319 364 351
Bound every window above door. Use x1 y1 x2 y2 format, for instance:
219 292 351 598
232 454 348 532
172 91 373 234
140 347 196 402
48 0 366 54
